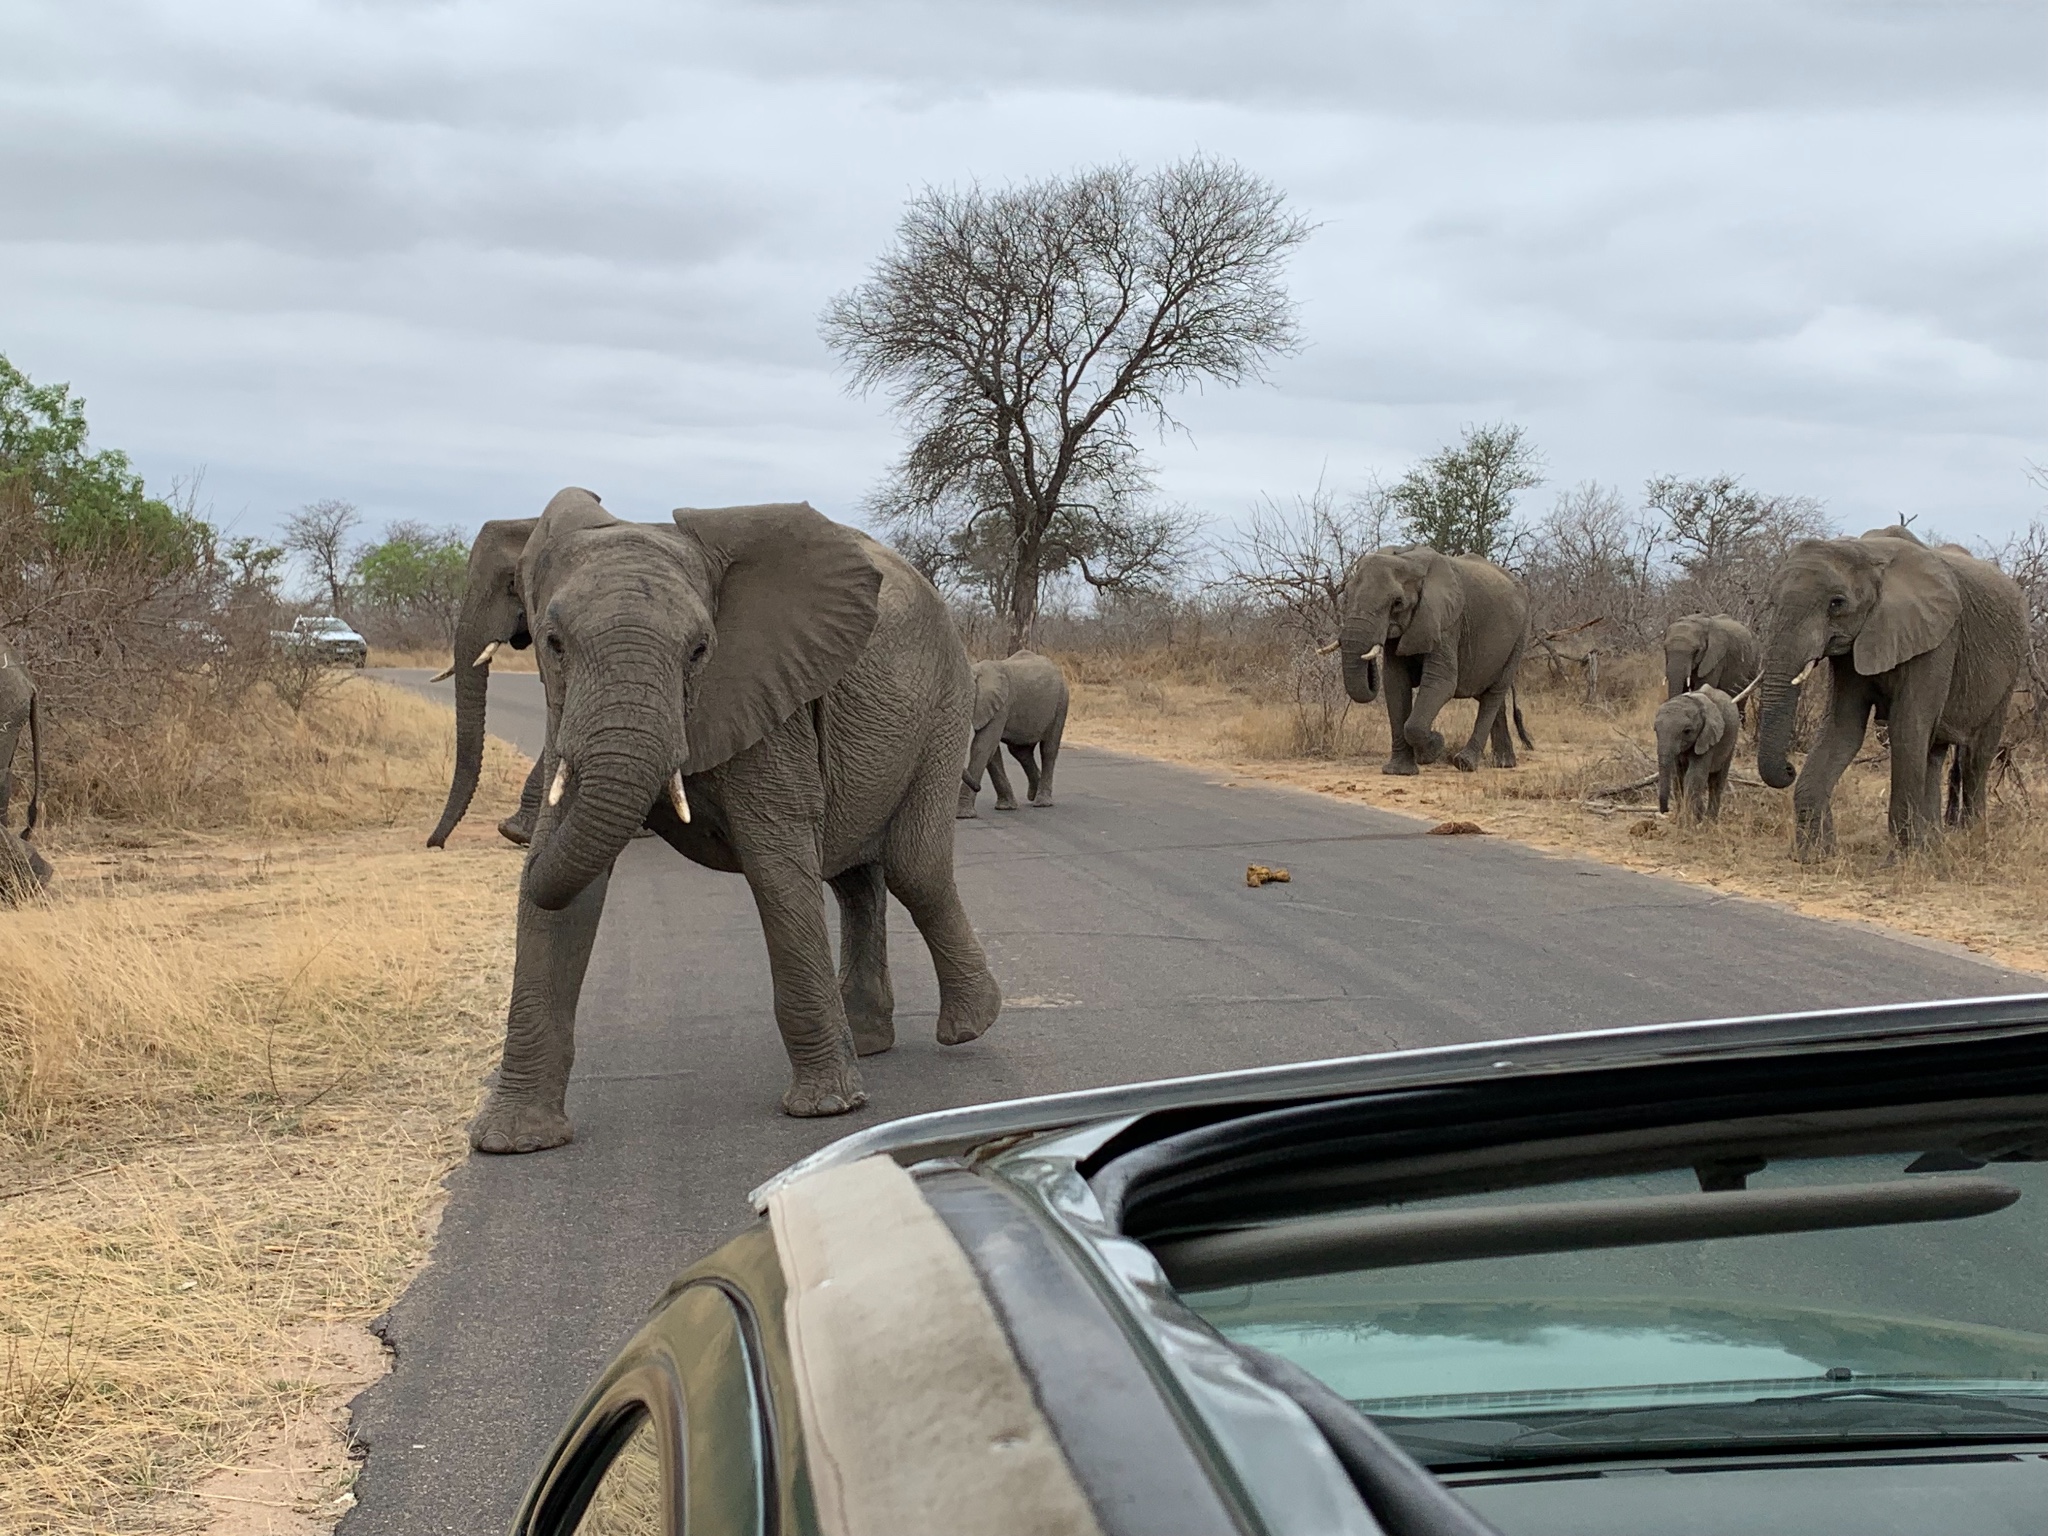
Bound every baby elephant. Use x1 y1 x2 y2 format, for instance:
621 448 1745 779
958 651 1068 816
1655 685 1741 822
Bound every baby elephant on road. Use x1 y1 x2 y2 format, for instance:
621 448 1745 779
958 651 1068 816
1656 686 1741 822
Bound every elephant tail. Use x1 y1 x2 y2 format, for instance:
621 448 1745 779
23 689 40 840
1512 691 1535 750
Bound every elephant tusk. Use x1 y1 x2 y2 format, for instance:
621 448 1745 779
429 665 455 683
1727 672 1762 706
473 640 503 669
547 761 568 807
1316 639 1341 656
668 771 691 824
1359 644 1384 664
1791 658 1820 687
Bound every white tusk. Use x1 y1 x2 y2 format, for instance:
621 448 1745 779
1359 644 1384 664
1316 639 1341 656
1792 658 1819 687
429 665 455 683
1728 672 1762 706
547 761 567 806
472 640 502 669
668 771 691 824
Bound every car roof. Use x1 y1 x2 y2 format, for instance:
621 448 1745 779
750 992 2048 1210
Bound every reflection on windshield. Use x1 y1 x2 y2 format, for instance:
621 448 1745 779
1186 1154 2048 1452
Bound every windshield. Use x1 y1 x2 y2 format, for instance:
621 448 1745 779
298 617 352 634
1183 1153 2048 1467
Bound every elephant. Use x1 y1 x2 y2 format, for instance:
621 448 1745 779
429 488 1002 1151
1336 545 1535 774
1662 613 1759 714
0 642 50 901
1755 530 2028 856
1655 686 1740 822
957 651 1068 816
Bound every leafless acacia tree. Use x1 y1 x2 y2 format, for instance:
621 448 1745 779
823 157 1309 651
283 498 360 614
1645 474 1831 622
1222 485 1393 640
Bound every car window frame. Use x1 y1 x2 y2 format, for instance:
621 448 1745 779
521 1358 686 1536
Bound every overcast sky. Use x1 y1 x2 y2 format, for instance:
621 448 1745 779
4 0 2043 564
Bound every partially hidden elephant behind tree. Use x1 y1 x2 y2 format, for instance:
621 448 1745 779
0 642 49 901
1755 527 2027 856
1335 545 1534 774
1663 613 1759 713
428 488 1002 1151
957 651 1068 817
1655 686 1740 822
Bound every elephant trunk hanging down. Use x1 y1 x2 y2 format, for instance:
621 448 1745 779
1753 526 2027 857
1334 544 1535 776
428 489 1002 1152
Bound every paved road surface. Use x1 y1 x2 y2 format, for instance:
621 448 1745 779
347 669 2034 1534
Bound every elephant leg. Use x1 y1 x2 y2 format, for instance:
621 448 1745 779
1792 684 1870 860
1917 743 1948 840
0 825 48 903
987 747 1020 811
1885 690 1944 850
1957 719 2002 827
736 841 866 1118
1403 656 1457 766
958 719 1002 818
500 753 546 846
1683 758 1711 821
1455 687 1506 773
883 767 1001 1048
470 866 611 1153
829 861 895 1057
1381 662 1420 775
1008 741 1041 801
1487 705 1516 768
1031 704 1065 806
1706 767 1726 821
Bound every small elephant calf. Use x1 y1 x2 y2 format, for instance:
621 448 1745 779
958 651 1068 817
1655 685 1740 822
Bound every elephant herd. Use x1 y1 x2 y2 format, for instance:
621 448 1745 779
421 495 2031 1150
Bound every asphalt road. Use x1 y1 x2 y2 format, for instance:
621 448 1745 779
347 668 2034 1535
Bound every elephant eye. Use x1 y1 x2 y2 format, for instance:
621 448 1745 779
689 642 708 665
546 632 565 655
1828 595 1846 612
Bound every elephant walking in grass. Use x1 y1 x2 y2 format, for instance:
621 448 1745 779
957 651 1068 816
429 489 1002 1151
1335 545 1534 775
1663 613 1758 715
0 643 49 900
1755 528 2027 857
1656 686 1740 822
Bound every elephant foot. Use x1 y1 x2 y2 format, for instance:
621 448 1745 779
1381 756 1419 777
498 813 534 847
1492 751 1518 769
469 1093 573 1155
847 1001 896 1057
994 798 1019 812
782 1060 868 1118
1029 794 1054 807
936 968 1002 1046
1410 731 1447 765
955 787 979 819
1450 747 1481 773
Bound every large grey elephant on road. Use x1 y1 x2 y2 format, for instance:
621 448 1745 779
1336 545 1534 774
1755 529 2027 856
1663 613 1758 709
957 651 1068 816
430 489 1002 1151
0 643 48 899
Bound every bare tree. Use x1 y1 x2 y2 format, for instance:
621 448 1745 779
283 498 360 613
1518 481 1661 648
1222 484 1392 639
1390 422 1545 560
824 156 1309 651
1645 473 1831 622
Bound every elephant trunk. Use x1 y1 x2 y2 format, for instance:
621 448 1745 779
427 652 491 847
522 669 681 912
1664 650 1693 700
1339 613 1388 704
1657 741 1674 815
1755 621 1822 791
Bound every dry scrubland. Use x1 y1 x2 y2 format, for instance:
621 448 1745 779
1 680 528 1534
364 646 537 674
1054 644 2048 978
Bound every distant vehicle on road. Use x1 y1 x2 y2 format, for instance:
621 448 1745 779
512 993 2048 1536
272 615 367 668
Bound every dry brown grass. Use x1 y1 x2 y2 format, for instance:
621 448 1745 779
1056 645 2048 978
1 681 529 1534
365 646 537 673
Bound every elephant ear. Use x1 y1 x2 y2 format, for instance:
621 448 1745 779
461 518 539 651
1691 693 1726 754
971 662 1007 731
672 503 883 774
1697 621 1730 685
1398 549 1463 657
1854 541 1961 677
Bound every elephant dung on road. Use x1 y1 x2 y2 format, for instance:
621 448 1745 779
958 651 1068 817
1335 545 1535 775
1663 613 1759 715
1755 529 2028 856
429 489 1002 1152
0 642 49 902
1656 686 1740 822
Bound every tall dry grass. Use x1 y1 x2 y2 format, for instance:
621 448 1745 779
1055 642 2048 978
1 680 528 1534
